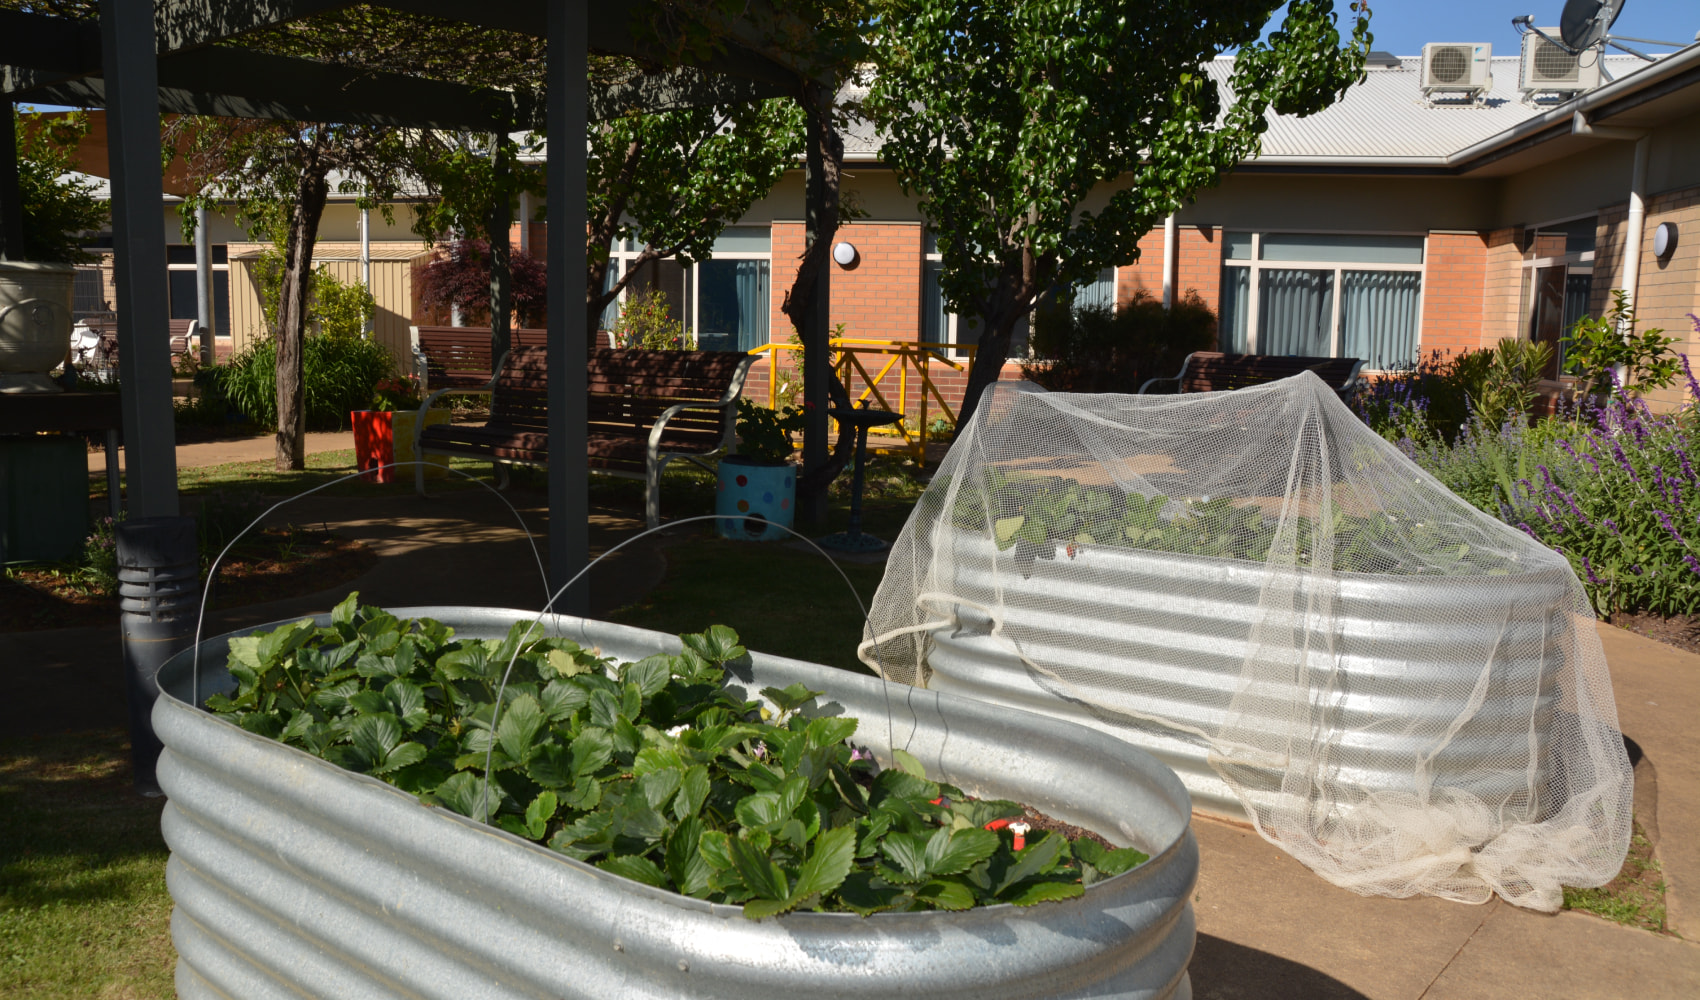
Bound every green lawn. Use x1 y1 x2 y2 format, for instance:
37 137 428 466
0 731 174 1000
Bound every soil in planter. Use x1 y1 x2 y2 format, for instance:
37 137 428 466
0 526 376 633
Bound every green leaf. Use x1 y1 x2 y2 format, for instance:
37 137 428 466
634 768 683 812
1005 880 1085 907
803 716 858 749
728 836 790 901
759 683 822 716
698 830 736 872
835 871 905 915
226 635 263 672
523 790 558 840
372 740 427 776
432 771 493 823
598 854 670 889
925 827 999 877
347 713 402 769
995 832 1067 896
383 679 429 729
572 728 615 776
527 744 575 789
621 656 671 699
682 625 745 666
914 878 977 911
674 765 710 820
495 694 545 765
891 748 926 778
330 591 359 628
792 826 857 900
546 647 593 678
666 817 715 896
560 775 602 811
878 832 930 884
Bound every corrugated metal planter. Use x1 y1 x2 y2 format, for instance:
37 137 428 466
154 607 1197 1000
923 536 1573 820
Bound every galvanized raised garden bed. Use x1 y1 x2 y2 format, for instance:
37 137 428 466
154 607 1198 1000
923 537 1574 820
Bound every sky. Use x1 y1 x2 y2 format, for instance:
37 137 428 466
1344 0 1697 58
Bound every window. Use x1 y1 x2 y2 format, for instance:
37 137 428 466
603 226 771 351
1519 216 1596 378
165 244 231 337
922 230 1051 358
1219 232 1425 370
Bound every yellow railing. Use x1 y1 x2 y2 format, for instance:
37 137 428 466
748 338 977 467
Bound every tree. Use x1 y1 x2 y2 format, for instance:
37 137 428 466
586 88 803 339
172 117 416 470
165 7 545 471
11 107 107 263
865 0 1373 429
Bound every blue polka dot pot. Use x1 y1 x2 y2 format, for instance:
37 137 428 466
716 455 795 542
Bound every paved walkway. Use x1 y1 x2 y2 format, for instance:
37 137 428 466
88 429 352 474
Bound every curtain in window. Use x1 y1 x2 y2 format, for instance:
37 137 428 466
922 260 947 345
1219 266 1250 353
1258 268 1333 357
1074 267 1117 312
598 262 621 333
1560 272 1593 375
696 259 769 352
1339 270 1421 370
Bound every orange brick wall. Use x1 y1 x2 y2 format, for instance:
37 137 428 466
1419 233 1489 359
1479 227 1526 347
1116 225 1225 317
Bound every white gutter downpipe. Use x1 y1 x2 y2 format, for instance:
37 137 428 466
359 202 374 334
1621 134 1651 318
1161 213 1177 310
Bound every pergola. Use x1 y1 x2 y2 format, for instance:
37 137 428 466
0 0 835 616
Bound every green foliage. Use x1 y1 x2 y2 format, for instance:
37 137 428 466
1023 291 1218 393
1470 338 1553 431
1354 340 1555 446
209 597 1144 918
611 289 687 350
735 399 807 463
1564 290 1679 398
248 245 375 339
12 108 107 263
217 331 395 431
1401 379 1700 618
865 0 1371 419
964 468 1515 577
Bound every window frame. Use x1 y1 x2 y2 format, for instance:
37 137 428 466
603 226 773 349
164 243 232 338
1220 229 1428 369
1517 213 1598 379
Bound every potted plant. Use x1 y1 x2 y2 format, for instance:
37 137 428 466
719 398 805 542
152 602 1198 998
1 110 105 393
351 374 450 482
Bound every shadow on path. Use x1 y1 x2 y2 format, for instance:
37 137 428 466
1190 934 1372 1000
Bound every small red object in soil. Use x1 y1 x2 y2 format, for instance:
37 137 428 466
984 818 1011 831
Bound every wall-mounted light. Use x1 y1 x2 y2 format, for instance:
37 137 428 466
1653 222 1678 259
832 242 858 267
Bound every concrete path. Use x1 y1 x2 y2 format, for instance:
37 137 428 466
87 429 352 475
1187 621 1700 998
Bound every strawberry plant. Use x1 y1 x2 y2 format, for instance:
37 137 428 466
208 594 1148 918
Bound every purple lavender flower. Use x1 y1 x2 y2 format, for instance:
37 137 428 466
1603 518 1621 536
1516 522 1539 540
1581 556 1602 585
1655 508 1686 546
1682 352 1700 406
1686 553 1700 577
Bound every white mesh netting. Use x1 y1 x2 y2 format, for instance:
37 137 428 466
858 375 1632 910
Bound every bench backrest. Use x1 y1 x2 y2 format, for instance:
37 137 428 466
415 327 617 383
85 318 198 364
1178 352 1363 393
490 348 753 447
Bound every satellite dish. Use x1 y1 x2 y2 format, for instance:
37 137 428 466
1560 0 1626 51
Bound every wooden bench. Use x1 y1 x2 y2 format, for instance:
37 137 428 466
80 317 200 371
1137 352 1365 397
414 346 757 528
411 325 613 392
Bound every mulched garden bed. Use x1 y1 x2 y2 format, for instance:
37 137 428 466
1609 611 1700 657
0 526 376 633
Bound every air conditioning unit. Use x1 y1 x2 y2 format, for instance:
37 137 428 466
1421 42 1493 102
1520 29 1602 100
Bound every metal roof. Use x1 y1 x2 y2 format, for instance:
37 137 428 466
1218 54 1652 163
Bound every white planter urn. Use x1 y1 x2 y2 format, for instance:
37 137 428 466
0 260 76 393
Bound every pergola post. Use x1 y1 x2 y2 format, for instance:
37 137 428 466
0 102 21 260
547 0 590 614
195 204 213 365
487 132 513 359
101 0 178 519
102 0 192 796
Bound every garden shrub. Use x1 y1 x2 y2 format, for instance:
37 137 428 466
217 332 395 431
1355 339 1555 445
1022 289 1216 394
611 288 687 350
1402 361 1700 618
1564 289 1679 398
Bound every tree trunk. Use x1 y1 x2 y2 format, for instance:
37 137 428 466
783 78 854 517
487 134 513 360
955 249 1041 433
585 138 642 344
274 160 331 471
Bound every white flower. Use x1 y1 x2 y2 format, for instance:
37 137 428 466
666 724 691 738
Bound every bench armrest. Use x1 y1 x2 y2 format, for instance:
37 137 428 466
413 350 509 453
646 354 759 459
1137 376 1180 394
